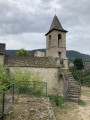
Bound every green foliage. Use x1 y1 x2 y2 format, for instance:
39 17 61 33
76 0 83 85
69 66 90 87
6 50 90 61
11 67 43 83
11 67 45 96
0 65 10 90
78 99 86 106
49 95 67 107
74 57 84 69
16 48 30 56
0 66 45 96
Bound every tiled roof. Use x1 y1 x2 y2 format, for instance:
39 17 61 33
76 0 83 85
4 55 60 68
45 15 67 35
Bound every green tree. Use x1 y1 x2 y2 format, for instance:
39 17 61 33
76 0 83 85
16 48 30 56
0 65 10 90
74 57 84 69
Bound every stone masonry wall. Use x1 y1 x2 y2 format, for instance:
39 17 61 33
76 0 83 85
0 55 4 66
9 67 64 95
46 30 66 58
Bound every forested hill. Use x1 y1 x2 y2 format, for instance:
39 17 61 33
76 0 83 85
6 49 90 62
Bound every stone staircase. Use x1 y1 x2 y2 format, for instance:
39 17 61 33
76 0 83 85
62 69 81 102
66 73 81 102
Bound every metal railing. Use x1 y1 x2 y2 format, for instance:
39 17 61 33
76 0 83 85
18 81 47 97
0 83 19 120
0 81 47 120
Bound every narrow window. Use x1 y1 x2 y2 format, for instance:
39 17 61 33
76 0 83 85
58 34 61 47
58 52 61 57
49 35 51 48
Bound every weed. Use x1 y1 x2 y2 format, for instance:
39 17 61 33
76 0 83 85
49 95 67 107
78 99 86 106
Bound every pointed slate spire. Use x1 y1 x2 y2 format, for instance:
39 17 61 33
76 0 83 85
45 15 67 35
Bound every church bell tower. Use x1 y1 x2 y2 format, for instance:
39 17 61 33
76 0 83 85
45 15 68 60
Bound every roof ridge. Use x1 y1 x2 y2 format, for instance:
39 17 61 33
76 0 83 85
45 15 67 35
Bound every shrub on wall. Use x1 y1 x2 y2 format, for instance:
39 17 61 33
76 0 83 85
10 67 45 95
0 66 45 95
0 65 10 89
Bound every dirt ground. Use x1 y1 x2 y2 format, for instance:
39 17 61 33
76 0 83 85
4 95 56 120
53 86 90 120
4 86 90 120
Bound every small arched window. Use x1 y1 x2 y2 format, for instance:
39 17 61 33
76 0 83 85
58 34 61 47
49 35 51 48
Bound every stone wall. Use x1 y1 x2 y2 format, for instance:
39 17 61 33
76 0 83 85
0 43 5 54
46 30 66 58
34 51 45 57
9 67 65 95
0 55 4 66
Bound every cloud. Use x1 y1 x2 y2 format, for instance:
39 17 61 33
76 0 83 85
0 0 90 55
0 32 45 50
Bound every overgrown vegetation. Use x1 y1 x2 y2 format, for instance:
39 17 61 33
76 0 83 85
69 66 90 87
74 57 84 69
49 95 67 107
16 48 30 56
78 99 86 106
0 65 11 90
0 65 45 96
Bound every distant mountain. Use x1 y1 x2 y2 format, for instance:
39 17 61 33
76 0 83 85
6 49 90 62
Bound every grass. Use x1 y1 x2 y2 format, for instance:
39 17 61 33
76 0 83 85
4 103 28 120
49 95 67 107
50 86 90 120
4 86 90 120
78 99 86 106
81 86 90 97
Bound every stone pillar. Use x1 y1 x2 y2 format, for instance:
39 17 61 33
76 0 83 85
0 55 5 66
62 57 68 69
0 43 5 66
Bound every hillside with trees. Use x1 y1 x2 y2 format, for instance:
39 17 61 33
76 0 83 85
6 49 90 62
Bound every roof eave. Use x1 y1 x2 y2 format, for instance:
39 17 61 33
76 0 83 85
45 29 68 36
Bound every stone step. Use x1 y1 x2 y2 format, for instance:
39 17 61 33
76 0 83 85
68 92 80 95
68 85 80 87
68 80 78 82
67 93 80 96
67 95 79 98
68 81 78 83
68 87 80 90
68 85 79 87
68 98 79 102
68 91 80 94
68 83 78 85
68 89 80 92
68 79 77 81
68 86 79 88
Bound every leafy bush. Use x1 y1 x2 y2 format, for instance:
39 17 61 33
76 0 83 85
0 65 11 90
69 66 90 87
10 67 45 96
49 95 67 107
16 48 30 56
74 57 84 69
0 66 45 96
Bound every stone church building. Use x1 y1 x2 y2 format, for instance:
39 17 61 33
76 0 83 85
0 15 81 101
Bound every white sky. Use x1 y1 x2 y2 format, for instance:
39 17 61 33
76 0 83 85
0 0 90 55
